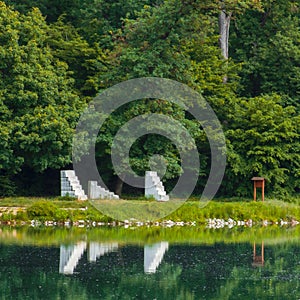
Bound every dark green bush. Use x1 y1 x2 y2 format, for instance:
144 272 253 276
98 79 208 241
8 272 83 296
0 213 15 221
0 176 16 197
27 201 59 219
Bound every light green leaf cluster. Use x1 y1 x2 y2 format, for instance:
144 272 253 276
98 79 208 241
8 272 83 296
0 3 84 175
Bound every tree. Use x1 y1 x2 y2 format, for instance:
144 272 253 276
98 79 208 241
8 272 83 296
87 0 239 195
224 94 300 197
68 0 157 46
0 3 85 194
45 16 108 97
3 0 83 22
2 0 299 199
230 0 300 107
3 0 158 46
218 1 262 59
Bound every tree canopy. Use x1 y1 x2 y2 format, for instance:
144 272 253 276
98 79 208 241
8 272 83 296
0 0 299 198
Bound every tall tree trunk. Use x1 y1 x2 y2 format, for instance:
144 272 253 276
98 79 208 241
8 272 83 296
219 8 232 83
219 9 231 60
115 175 125 196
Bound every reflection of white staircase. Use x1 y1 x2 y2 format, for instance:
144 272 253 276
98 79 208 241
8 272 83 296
88 181 119 200
59 241 169 276
145 171 169 201
144 242 169 273
59 242 87 274
88 242 118 262
61 170 87 200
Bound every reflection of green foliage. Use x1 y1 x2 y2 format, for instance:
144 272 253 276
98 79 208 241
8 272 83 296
0 226 299 247
0 236 299 299
214 244 300 300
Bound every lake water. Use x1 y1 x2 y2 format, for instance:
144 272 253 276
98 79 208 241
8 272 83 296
0 226 299 299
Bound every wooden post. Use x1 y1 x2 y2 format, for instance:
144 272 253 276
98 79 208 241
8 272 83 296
251 177 265 202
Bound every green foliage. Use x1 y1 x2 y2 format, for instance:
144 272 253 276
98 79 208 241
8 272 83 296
90 0 240 194
3 0 82 22
46 16 108 96
68 0 157 46
0 176 16 197
0 3 85 174
20 198 109 222
1 197 299 224
224 94 300 197
0 1 299 199
0 224 300 246
132 195 156 201
166 200 300 223
15 210 29 221
230 0 300 106
56 194 77 201
26 200 59 219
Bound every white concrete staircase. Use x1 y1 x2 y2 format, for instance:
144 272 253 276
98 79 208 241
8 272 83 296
145 171 169 201
88 181 119 200
60 170 88 200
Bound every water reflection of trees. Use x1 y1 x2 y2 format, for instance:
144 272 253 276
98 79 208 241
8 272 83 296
215 242 300 300
0 240 299 299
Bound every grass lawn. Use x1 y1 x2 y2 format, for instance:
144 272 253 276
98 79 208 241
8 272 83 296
0 197 299 223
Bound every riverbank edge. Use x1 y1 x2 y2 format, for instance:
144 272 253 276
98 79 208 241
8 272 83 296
0 197 299 227
0 217 299 229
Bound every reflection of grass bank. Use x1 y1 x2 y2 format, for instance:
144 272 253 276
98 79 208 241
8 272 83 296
0 197 299 223
0 226 299 246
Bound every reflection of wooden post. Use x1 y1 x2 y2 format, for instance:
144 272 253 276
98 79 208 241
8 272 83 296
252 242 264 267
251 177 265 201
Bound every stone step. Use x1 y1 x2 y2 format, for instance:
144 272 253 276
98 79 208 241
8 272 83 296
158 195 169 201
74 191 86 197
145 171 169 201
158 190 167 196
61 170 88 200
88 180 119 200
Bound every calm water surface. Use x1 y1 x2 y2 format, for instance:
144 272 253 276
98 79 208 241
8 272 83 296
0 226 299 299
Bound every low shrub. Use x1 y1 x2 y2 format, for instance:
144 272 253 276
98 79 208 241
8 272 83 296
27 201 59 220
0 176 16 197
56 194 77 201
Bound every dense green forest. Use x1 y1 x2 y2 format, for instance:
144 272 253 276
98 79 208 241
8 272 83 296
0 0 299 198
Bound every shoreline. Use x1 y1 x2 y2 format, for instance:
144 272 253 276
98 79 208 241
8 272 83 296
0 217 299 228
0 198 299 228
